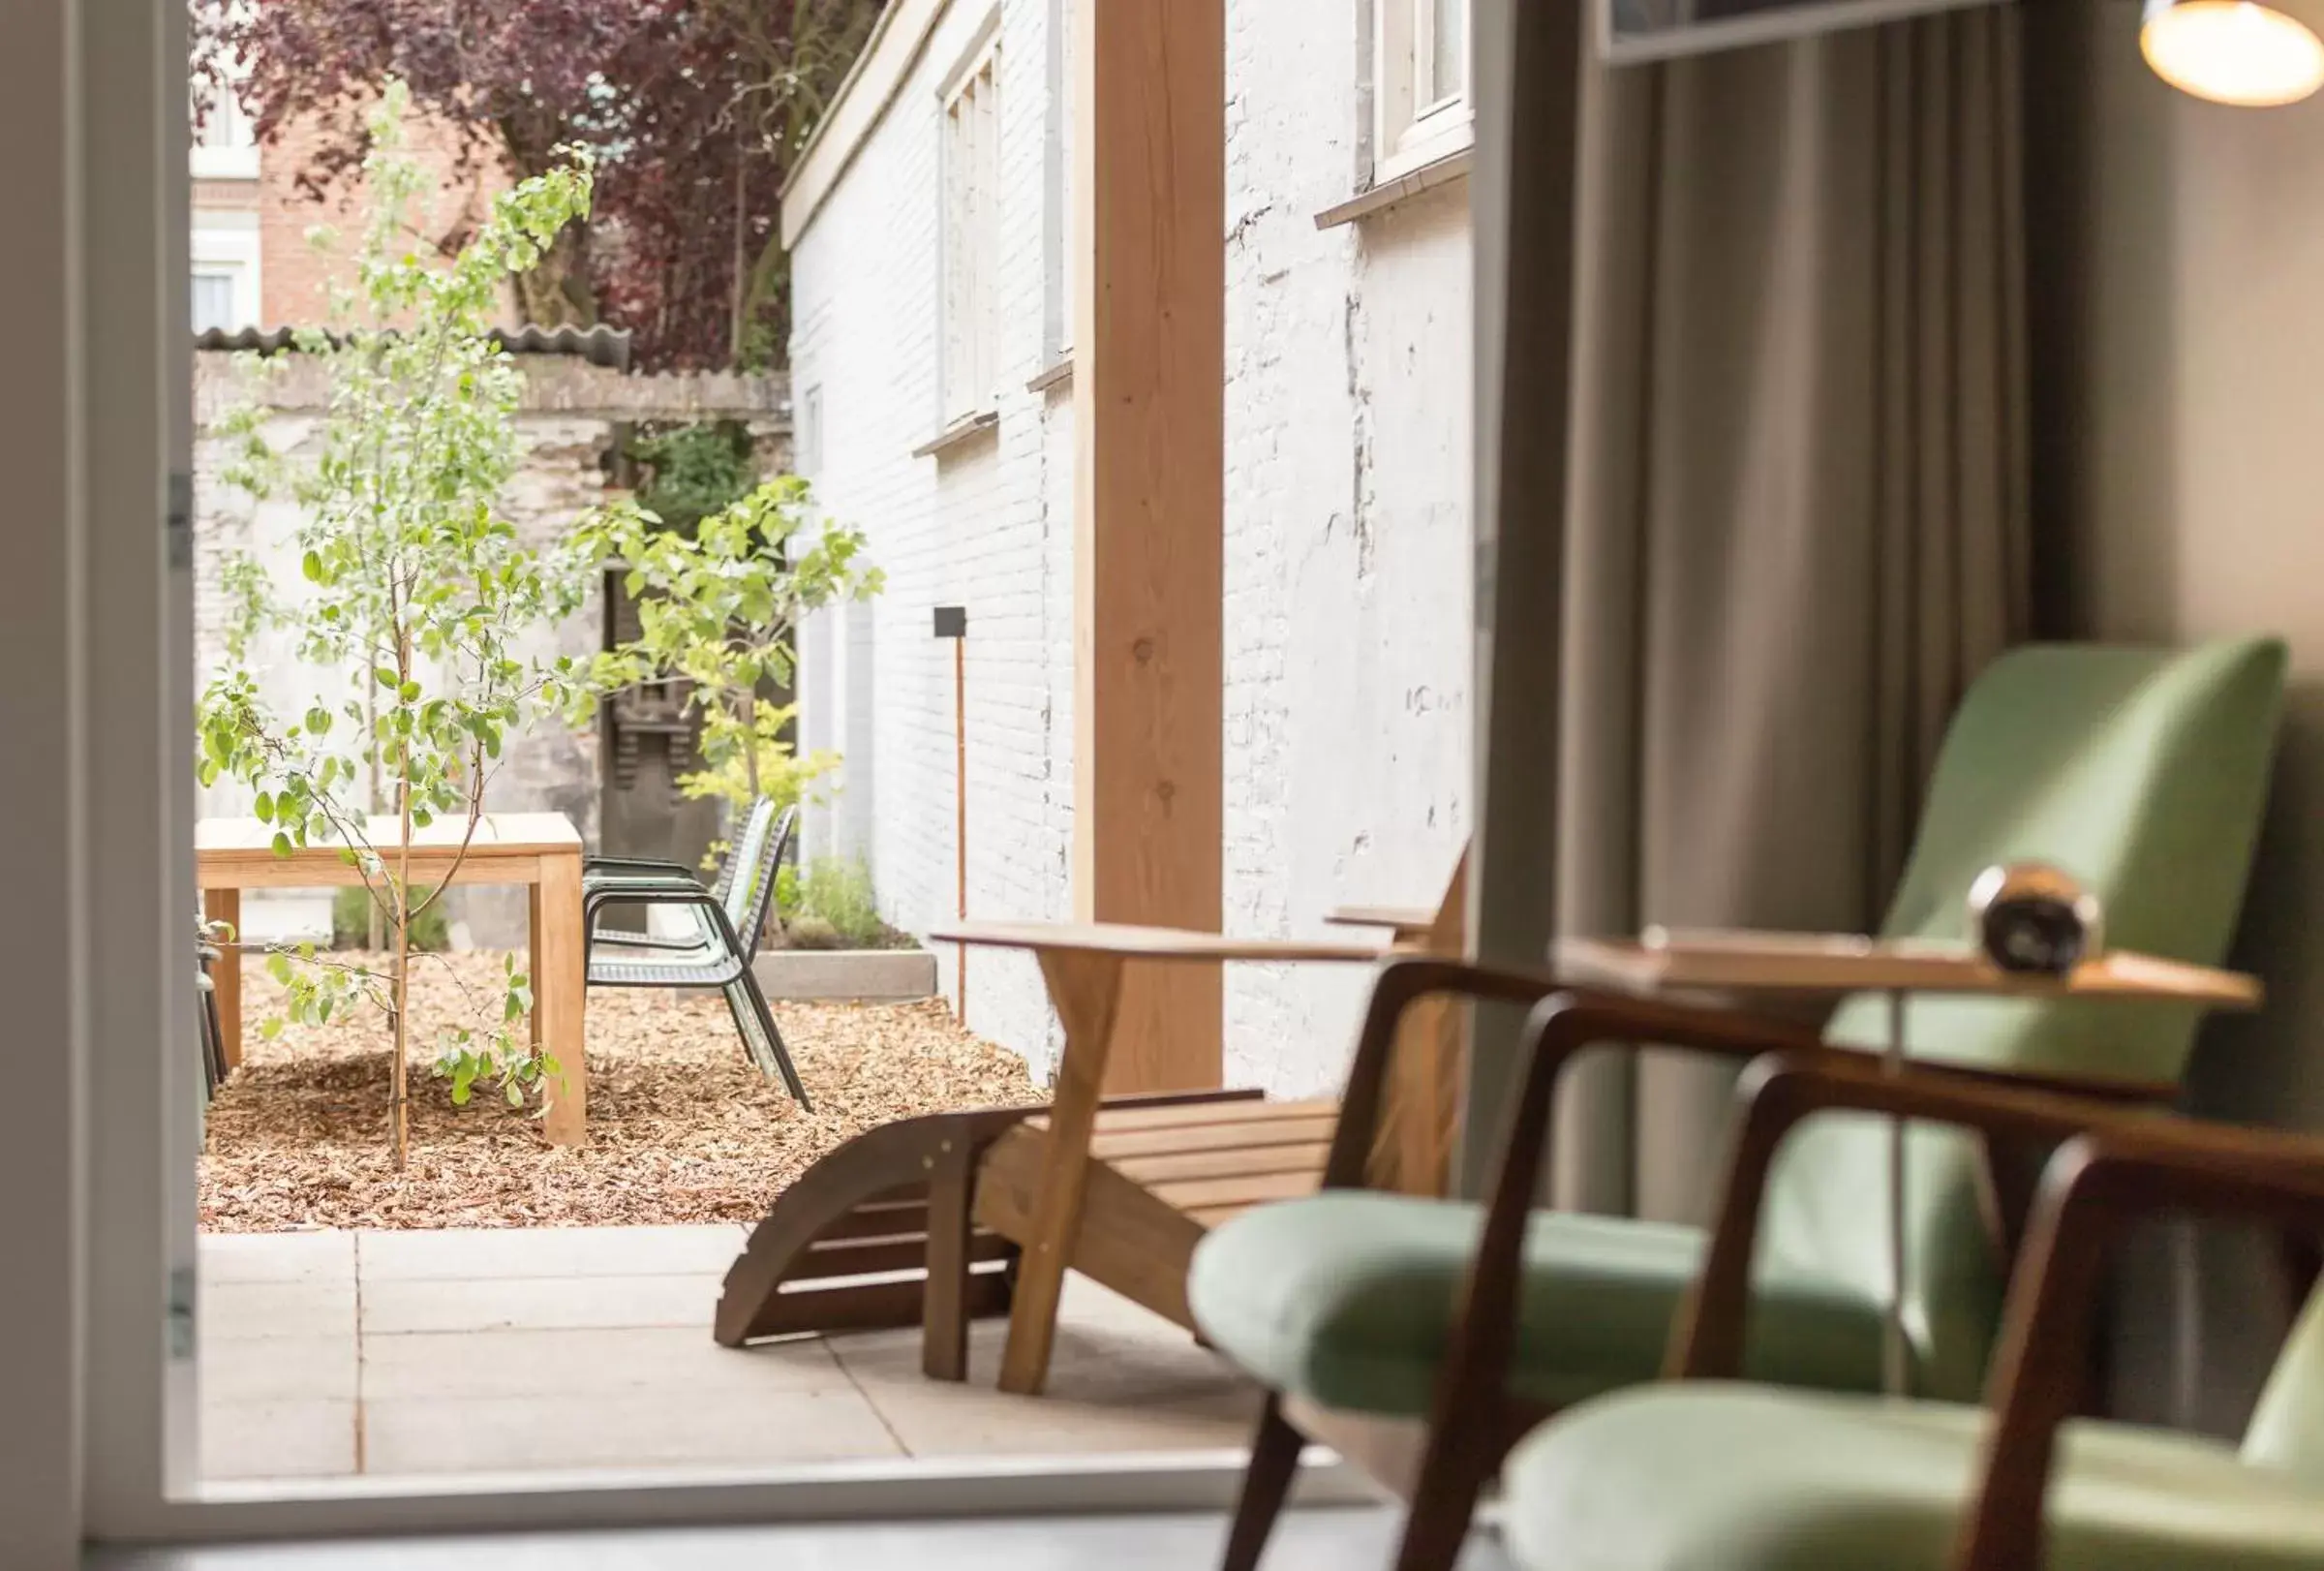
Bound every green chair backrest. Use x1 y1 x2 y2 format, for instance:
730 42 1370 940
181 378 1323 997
1757 638 2286 1401
2243 1265 2324 1476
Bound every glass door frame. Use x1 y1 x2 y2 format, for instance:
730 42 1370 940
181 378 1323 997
65 0 1376 1546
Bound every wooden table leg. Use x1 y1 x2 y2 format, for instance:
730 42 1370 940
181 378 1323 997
922 1133 976 1382
535 852 588 1148
996 948 1123 1396
203 886 243 1074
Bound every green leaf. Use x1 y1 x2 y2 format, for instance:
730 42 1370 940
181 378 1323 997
505 1077 525 1108
271 830 292 856
374 666 400 689
301 549 322 582
397 680 421 702
253 790 274 823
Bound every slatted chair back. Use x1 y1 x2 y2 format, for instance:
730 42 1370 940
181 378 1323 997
725 803 798 958
711 797 777 911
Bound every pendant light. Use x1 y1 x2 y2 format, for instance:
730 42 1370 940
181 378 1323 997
2142 0 2324 107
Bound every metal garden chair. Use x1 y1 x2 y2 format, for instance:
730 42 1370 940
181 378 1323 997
581 800 810 1109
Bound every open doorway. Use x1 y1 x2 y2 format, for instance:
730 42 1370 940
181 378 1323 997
177 0 1473 1498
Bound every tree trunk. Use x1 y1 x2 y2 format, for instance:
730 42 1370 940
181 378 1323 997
512 225 598 328
366 686 384 951
737 686 761 800
390 633 414 1170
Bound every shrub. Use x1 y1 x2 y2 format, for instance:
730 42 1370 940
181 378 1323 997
331 886 450 953
789 856 897 950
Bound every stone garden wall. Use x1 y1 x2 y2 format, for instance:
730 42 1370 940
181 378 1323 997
192 349 789 945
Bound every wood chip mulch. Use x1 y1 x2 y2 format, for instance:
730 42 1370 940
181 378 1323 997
199 951 1039 1232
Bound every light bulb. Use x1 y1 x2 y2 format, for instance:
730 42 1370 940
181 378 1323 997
2143 0 2324 107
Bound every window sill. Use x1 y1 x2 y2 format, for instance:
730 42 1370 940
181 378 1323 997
910 409 999 459
1025 355 1073 395
1313 142 1474 231
190 149 260 181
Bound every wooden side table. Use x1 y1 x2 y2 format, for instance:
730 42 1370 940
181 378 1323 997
1555 932 2262 1393
196 811 591 1147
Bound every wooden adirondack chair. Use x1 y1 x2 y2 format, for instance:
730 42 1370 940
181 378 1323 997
713 855 1471 1390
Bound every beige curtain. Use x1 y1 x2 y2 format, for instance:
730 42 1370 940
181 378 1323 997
1550 15 2032 1220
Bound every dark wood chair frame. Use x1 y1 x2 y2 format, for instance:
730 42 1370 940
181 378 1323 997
1665 1055 2324 1571
1219 959 2187 1571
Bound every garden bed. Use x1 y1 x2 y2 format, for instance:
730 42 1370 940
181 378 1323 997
199 951 1039 1231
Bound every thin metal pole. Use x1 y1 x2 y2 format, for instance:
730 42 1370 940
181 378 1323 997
955 632 968 1018
1884 987 1910 1396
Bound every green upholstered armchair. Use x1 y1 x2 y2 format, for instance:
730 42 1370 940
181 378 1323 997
1506 1056 2324 1571
1188 637 2286 1571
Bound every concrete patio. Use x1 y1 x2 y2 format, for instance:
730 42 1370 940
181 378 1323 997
199 1225 1262 1481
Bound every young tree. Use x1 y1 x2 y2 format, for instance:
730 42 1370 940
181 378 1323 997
198 85 607 1167
579 475 881 824
191 0 884 369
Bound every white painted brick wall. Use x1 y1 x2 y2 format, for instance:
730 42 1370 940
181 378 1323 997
792 0 1471 1095
792 0 1072 1076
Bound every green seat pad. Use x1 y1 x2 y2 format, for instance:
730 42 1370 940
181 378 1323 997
1187 1192 1891 1416
1506 1386 2324 1571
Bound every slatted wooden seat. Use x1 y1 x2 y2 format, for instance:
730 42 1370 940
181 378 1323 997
973 1097 1342 1332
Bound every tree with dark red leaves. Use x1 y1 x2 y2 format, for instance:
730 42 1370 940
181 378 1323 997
193 0 878 370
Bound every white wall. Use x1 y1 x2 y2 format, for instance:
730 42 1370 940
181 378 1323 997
1219 0 1473 1095
792 0 1473 1094
791 0 1076 1072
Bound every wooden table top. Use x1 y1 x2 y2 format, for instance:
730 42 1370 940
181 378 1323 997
930 920 1385 965
197 811 583 860
1557 932 2262 1010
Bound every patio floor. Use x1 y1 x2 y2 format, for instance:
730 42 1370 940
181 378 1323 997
199 1225 1263 1481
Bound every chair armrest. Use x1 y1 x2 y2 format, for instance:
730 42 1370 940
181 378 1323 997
1953 1125 2324 1571
1319 957 1590 1188
1669 1054 2180 1384
585 855 697 877
1324 905 1441 934
1406 991 1833 1438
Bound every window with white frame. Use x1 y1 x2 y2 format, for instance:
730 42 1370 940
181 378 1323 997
1374 0 1472 182
1043 0 1073 365
941 29 1001 425
797 383 824 478
191 77 260 181
190 214 261 333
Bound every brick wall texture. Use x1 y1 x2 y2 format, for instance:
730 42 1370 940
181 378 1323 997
259 107 503 327
790 0 1473 1095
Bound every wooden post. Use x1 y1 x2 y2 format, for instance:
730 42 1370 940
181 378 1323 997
935 605 968 1016
1461 0 1584 1194
1072 0 1226 1094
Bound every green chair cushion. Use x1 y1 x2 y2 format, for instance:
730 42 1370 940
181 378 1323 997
1505 1386 2324 1571
1188 1191 1894 1417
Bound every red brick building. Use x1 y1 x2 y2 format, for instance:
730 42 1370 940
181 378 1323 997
191 80 501 330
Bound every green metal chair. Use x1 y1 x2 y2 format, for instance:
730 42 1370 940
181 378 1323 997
1191 637 2286 1570
1501 1059 2324 1571
582 799 810 1108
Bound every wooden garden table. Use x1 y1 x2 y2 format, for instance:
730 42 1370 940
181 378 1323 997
196 811 592 1147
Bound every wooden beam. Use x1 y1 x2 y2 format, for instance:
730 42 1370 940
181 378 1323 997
1071 0 1225 1094
1462 0 1585 1193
